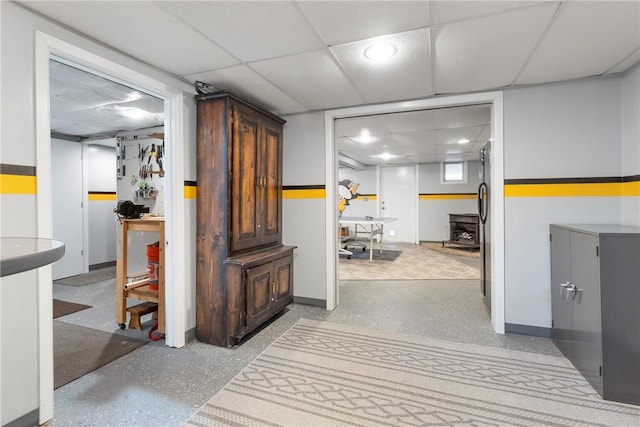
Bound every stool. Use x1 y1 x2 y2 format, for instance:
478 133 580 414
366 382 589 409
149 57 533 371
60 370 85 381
127 302 158 330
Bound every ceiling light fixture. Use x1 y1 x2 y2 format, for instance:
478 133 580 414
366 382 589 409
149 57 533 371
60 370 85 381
458 138 470 144
364 43 396 62
374 152 396 160
352 128 374 144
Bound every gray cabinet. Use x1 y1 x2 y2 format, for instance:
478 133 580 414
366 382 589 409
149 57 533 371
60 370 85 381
550 224 640 405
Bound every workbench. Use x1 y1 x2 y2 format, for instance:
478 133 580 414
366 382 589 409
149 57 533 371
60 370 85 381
116 217 165 333
339 216 398 261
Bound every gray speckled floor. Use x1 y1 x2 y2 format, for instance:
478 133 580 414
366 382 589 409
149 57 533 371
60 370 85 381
52 258 560 426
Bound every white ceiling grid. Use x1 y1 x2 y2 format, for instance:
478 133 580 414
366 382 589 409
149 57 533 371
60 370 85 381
22 0 639 163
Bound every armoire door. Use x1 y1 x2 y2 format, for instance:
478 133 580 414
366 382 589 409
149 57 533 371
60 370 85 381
244 262 273 331
230 102 261 253
260 117 283 246
272 255 293 311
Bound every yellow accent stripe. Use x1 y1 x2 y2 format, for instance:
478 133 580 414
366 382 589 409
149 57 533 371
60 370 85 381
622 180 640 196
88 193 117 201
420 194 475 200
283 188 325 199
184 185 197 199
0 174 37 194
504 182 626 197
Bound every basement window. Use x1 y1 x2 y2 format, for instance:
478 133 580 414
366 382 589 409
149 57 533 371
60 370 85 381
441 161 467 184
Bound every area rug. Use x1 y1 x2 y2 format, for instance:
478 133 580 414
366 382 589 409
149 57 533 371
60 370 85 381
340 249 402 262
53 321 147 389
53 266 116 286
339 244 479 281
421 241 481 258
184 319 640 426
53 299 92 319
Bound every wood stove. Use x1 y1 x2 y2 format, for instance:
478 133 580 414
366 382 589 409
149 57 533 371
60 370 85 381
444 213 479 249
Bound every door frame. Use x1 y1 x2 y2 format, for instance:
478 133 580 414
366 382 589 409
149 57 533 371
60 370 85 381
35 31 188 422
325 91 505 334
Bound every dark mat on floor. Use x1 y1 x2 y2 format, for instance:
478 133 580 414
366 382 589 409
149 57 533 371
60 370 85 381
53 299 92 319
54 321 147 389
341 249 402 262
54 266 116 286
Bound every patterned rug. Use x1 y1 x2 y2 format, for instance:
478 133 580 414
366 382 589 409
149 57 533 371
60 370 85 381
339 243 479 280
184 319 640 426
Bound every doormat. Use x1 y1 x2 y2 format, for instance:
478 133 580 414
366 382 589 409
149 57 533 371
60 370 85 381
53 321 147 389
184 319 640 426
340 249 402 262
53 299 91 319
54 266 116 286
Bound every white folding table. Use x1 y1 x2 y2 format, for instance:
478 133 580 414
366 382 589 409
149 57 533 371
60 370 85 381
339 216 398 261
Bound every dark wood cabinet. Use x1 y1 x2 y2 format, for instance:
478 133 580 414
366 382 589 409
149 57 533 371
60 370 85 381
230 101 283 253
196 92 294 347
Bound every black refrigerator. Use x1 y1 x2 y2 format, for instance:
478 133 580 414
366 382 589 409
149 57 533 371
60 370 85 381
478 141 491 312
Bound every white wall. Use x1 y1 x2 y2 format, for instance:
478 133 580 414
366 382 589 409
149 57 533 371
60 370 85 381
621 63 640 226
503 76 623 328
282 112 326 302
0 2 196 423
87 144 117 266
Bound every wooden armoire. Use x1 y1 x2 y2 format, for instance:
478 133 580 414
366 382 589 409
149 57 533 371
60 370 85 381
195 92 295 347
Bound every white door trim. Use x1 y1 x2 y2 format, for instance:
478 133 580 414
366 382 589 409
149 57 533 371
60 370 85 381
325 92 505 335
35 31 187 424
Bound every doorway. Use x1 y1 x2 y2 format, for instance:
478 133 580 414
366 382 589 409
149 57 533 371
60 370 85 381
35 31 187 423
325 92 505 334
51 139 85 279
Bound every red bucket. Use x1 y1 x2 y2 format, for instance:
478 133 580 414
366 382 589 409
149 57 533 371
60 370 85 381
146 242 160 290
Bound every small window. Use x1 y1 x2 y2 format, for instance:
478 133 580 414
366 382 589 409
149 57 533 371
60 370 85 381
441 161 467 184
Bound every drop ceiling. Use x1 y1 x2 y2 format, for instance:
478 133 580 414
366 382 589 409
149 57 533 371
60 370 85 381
24 1 639 163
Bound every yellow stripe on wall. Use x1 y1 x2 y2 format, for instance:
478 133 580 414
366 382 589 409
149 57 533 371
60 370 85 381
504 183 624 197
622 180 640 197
283 188 325 199
0 174 37 194
420 194 475 200
88 193 117 201
184 185 197 199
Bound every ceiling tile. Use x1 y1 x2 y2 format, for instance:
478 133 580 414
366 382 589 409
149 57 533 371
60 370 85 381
434 105 491 129
157 1 324 62
430 1 544 25
434 3 558 93
516 2 640 84
251 50 365 110
335 116 390 138
331 28 433 103
296 0 429 45
436 126 486 145
382 110 437 133
393 130 437 146
186 65 306 115
23 2 238 75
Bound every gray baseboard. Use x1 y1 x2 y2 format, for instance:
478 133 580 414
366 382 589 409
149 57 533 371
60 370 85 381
505 323 551 339
5 408 39 427
185 327 197 343
89 260 116 270
293 296 326 307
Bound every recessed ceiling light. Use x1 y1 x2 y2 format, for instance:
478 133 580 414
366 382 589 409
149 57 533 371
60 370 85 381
352 128 374 144
373 152 397 160
458 138 470 144
364 43 396 62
